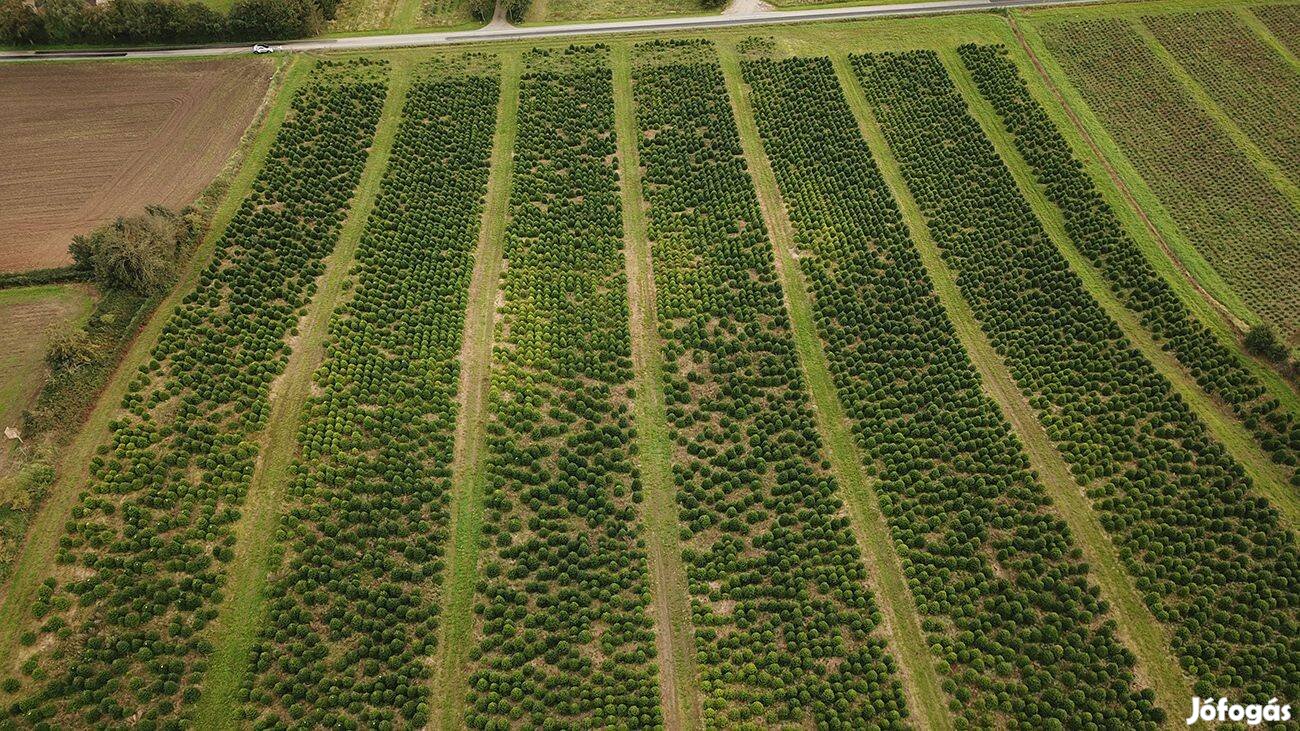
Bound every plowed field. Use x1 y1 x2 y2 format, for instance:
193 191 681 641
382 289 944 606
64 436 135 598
0 58 273 273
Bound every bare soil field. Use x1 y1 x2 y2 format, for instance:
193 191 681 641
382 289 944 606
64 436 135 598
0 58 273 273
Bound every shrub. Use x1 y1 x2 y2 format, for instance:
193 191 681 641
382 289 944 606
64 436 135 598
1244 324 1288 362
70 206 193 296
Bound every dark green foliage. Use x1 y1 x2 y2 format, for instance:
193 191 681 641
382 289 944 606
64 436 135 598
853 49 1299 704
638 41 907 728
464 45 662 730
1244 325 1288 363
70 206 194 297
243 61 500 729
1 0 333 47
4 60 387 728
0 0 45 45
745 52 1161 730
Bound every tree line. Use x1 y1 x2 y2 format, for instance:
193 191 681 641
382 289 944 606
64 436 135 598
0 0 338 47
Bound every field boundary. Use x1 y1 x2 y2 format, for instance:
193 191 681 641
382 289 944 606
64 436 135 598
719 45 953 731
428 50 521 731
1240 6 1300 74
190 59 415 729
942 48 1300 528
1004 15 1300 417
611 44 704 731
0 55 306 686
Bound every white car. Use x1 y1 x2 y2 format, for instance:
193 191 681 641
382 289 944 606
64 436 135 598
252 44 274 54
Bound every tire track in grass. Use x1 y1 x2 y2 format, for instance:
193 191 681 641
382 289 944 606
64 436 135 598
1003 15 1251 338
840 50 1190 725
611 43 703 731
428 50 520 731
192 58 416 730
719 45 950 731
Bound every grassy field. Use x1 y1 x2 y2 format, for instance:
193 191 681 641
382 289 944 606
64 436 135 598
0 285 95 471
4 2 1299 727
524 0 711 24
0 58 272 273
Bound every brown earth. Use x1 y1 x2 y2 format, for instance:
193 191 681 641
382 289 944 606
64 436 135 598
0 57 273 273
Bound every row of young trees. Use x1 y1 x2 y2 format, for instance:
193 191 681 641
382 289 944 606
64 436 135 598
240 60 501 729
465 45 662 730
635 40 909 728
4 59 388 728
743 52 1161 729
853 49 1298 704
957 44 1300 488
0 0 336 47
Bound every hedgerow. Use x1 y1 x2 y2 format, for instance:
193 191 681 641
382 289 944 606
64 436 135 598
853 50 1300 704
957 44 1300 490
240 58 501 729
463 45 662 730
635 41 908 728
743 52 1161 729
1145 11 1300 182
3 59 388 729
1039 19 1300 345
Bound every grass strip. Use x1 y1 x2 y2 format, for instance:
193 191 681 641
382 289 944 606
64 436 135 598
720 45 951 731
429 50 521 731
611 43 703 731
949 45 1300 526
190 58 416 730
0 54 304 684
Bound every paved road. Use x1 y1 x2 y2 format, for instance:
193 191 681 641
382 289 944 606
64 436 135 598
0 0 1092 61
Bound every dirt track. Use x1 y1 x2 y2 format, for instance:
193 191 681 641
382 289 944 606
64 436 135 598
0 58 272 273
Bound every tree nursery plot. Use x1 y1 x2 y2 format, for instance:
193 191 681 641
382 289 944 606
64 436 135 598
1038 18 1300 346
634 40 908 728
743 52 1161 729
1253 3 1300 55
461 45 662 729
0 58 273 273
958 43 1300 494
853 49 1299 706
0 59 388 728
240 56 499 728
1145 11 1300 187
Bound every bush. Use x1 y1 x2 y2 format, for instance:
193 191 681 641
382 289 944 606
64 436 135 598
1244 324 1288 361
70 206 193 295
0 0 45 45
44 329 98 373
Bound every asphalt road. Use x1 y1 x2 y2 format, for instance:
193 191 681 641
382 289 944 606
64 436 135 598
0 0 1093 61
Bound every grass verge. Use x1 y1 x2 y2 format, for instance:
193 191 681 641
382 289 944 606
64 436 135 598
428 50 520 731
1005 14 1299 410
1129 20 1300 209
720 44 952 731
190 58 416 729
611 43 704 731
